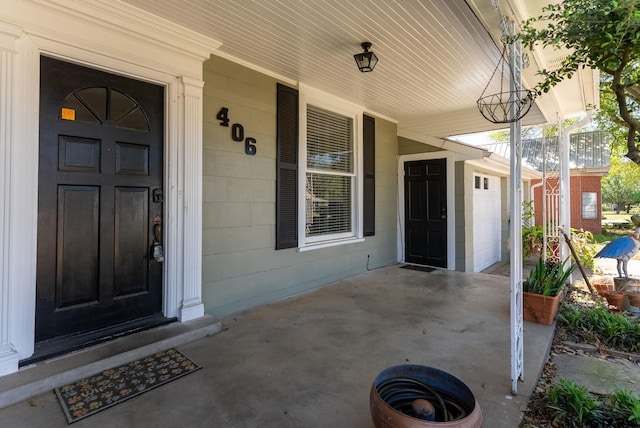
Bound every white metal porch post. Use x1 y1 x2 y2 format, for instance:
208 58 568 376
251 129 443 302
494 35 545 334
509 29 525 395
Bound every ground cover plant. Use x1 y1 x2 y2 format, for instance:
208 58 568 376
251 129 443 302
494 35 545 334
559 297 640 353
520 289 640 427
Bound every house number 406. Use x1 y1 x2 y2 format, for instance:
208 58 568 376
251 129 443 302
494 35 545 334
216 107 257 155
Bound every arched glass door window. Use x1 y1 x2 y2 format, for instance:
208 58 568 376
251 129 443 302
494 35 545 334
60 87 150 131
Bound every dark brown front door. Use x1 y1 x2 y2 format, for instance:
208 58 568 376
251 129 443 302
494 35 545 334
36 56 165 343
404 158 447 267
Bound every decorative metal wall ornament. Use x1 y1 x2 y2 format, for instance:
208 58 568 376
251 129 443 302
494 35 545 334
477 43 535 124
353 42 378 72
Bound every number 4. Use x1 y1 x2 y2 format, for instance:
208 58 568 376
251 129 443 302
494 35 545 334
216 107 230 127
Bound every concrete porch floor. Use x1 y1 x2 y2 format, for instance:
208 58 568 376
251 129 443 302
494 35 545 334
0 265 555 427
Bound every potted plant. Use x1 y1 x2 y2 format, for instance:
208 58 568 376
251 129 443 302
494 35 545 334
611 277 640 311
625 291 640 308
523 257 575 325
603 290 625 308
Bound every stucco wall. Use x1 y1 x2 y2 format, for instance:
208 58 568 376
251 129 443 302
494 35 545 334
201 56 398 317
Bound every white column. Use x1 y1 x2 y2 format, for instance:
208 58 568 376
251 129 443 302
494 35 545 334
178 76 205 321
0 25 21 375
509 30 524 395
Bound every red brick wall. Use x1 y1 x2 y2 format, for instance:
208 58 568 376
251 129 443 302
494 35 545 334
532 175 602 234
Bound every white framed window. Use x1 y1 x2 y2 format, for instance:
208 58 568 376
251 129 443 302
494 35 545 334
582 192 597 219
299 89 363 249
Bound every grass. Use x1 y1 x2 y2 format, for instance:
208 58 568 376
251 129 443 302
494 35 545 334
593 212 638 243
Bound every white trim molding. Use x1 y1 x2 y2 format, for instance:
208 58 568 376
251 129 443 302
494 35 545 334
0 1 213 376
0 23 23 376
178 76 205 321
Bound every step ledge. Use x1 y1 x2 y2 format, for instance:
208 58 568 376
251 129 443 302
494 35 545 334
0 315 221 409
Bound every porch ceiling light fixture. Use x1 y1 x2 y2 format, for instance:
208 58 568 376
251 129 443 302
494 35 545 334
353 42 378 72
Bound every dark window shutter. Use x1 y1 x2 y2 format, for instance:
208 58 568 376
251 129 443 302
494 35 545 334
363 114 375 236
276 83 299 249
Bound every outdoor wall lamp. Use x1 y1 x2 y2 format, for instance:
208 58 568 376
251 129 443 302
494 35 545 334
353 42 378 72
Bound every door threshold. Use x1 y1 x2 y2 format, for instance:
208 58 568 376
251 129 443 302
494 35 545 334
400 264 436 273
21 315 176 367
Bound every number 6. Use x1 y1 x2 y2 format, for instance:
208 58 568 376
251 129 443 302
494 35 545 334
245 137 256 155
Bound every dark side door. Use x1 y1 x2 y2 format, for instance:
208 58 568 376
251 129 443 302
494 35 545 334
404 158 447 267
36 56 165 343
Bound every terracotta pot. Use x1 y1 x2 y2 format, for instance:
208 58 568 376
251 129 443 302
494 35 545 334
522 292 561 326
370 365 482 428
603 291 625 308
626 292 640 308
590 275 613 296
593 282 612 296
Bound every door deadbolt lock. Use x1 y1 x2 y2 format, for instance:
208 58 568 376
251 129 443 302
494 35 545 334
151 215 164 263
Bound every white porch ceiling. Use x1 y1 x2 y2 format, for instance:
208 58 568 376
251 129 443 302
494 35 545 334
121 0 596 140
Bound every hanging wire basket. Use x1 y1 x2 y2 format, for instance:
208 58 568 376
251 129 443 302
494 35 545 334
477 44 535 124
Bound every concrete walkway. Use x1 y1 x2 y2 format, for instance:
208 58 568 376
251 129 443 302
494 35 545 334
0 265 555 427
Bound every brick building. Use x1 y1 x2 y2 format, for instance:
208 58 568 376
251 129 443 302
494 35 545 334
483 131 610 234
532 174 606 234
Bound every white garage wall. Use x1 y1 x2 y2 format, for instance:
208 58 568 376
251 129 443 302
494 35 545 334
473 174 501 272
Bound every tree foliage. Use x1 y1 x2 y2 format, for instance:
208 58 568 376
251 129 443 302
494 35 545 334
514 0 640 165
601 155 640 211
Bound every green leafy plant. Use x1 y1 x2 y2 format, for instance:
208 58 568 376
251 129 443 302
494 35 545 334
544 381 640 426
522 225 544 258
557 303 583 330
522 200 535 228
569 229 597 270
611 389 640 426
559 299 640 353
524 257 575 296
548 379 602 425
521 225 596 269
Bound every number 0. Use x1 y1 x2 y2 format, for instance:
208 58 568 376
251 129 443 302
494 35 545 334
231 124 244 142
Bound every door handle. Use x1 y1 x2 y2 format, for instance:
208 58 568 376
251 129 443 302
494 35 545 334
150 215 164 263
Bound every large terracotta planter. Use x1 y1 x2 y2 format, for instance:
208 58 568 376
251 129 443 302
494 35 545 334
370 365 482 427
522 292 561 326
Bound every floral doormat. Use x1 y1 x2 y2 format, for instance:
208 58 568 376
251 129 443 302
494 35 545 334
54 348 201 424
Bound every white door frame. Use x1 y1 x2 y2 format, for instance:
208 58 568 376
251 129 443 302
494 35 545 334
0 0 220 376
